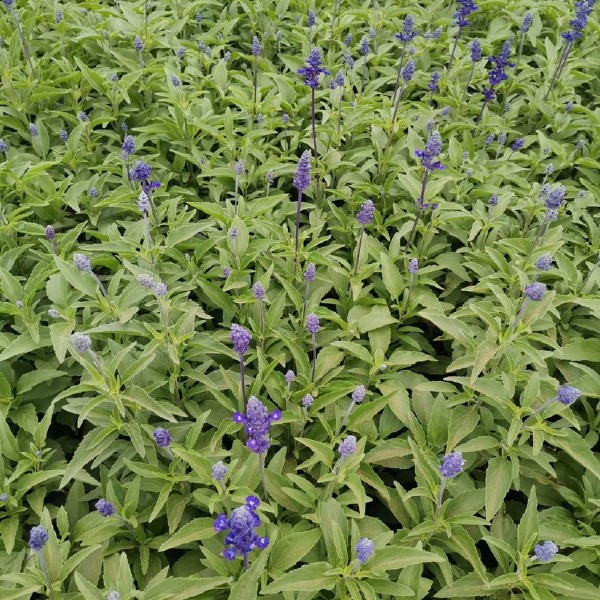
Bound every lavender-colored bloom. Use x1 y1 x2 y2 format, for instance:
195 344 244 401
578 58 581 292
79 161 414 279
170 75 181 86
107 593 120 600
28 526 49 551
257 113 264 124
137 191 150 214
0 493 7 501
122 135 135 157
520 12 532 33
511 138 525 152
121 122 129 132
557 385 581 405
360 36 369 55
95 499 115 517
433 26 443 39
138 274 156 289
545 163 554 175
428 71 440 92
233 396 281 454
59 129 68 142
215 498 269 560
345 33 353 46
534 541 558 562
546 208 559 221
78 111 88 122
229 227 238 239
153 427 171 448
369 27 376 39
454 0 478 29
576 138 585 151
307 10 315 27
252 282 265 301
234 160 245 176
440 106 450 117
223 266 231 278
489 194 499 206
48 309 60 319
415 131 445 171
335 70 345 86
566 101 574 112
439 452 464 478
29 123 39 137
306 313 320 334
329 79 338 90
344 50 355 69
155 283 167 297
224 51 231 61
266 169 274 183
282 113 289 125
304 263 316 282
230 324 252 355
130 160 152 182
251 36 261 56
198 40 206 52
297 48 329 89
134 36 144 52
45 225 55 240
293 150 311 191
73 253 91 272
483 39 515 101
55 10 63 23
302 394 313 408
545 185 566 209
356 538 374 563
339 435 357 457
89 186 98 198
285 370 295 383
408 258 419 274
484 134 495 145
15 300 23 309
498 132 507 145
524 282 546 301
408 44 416 56
212 461 227 481
357 199 375 225
352 385 366 403
0 139 7 154
469 38 482 62
401 59 415 81
562 0 594 42
535 254 553 271
396 15 416 42
71 333 92 353
195 12 202 23
176 46 185 58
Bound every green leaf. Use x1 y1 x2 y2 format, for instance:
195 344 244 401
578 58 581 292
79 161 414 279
260 562 337 594
550 430 600 484
485 458 512 521
158 518 216 551
268 529 322 573
517 486 538 552
368 546 445 571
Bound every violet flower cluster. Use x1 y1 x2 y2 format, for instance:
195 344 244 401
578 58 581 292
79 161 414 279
233 396 281 454
297 48 329 89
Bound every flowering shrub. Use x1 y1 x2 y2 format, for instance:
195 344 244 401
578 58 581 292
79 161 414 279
0 0 599 598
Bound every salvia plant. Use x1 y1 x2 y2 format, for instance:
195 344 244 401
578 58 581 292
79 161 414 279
0 0 599 598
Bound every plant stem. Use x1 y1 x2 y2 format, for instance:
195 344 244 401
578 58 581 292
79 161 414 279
406 171 429 248
311 88 317 156
512 297 530 331
353 226 365 275
259 452 269 500
515 32 526 71
522 397 557 426
391 42 407 107
234 173 239 213
10 8 35 76
302 279 310 320
544 41 572 100
391 79 407 124
448 32 460 70
239 355 247 410
37 550 53 597
311 332 316 383
336 401 355 435
465 61 475 92
434 477 447 522
253 55 258 110
293 189 303 273
475 97 488 124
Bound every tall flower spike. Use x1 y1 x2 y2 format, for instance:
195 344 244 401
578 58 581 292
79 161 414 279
439 451 464 478
28 525 49 551
534 541 558 562
294 151 311 191
297 48 329 89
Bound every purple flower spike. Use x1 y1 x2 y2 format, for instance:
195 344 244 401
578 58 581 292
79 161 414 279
230 324 252 355
534 541 558 562
293 150 312 191
557 385 581 405
216 502 268 561
153 427 171 448
234 396 279 454
304 263 316 282
357 199 375 225
297 48 329 89
524 282 546 301
408 258 419 274
439 452 464 478
285 370 295 383
302 394 314 408
415 131 445 171
535 254 553 271
352 385 366 403
28 526 49 551
252 282 265 301
95 499 115 517
339 435 357 457
356 538 374 563
306 313 320 334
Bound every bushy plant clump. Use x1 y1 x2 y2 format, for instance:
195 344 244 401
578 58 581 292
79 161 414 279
0 0 599 598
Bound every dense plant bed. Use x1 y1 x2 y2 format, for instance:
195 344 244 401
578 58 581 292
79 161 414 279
0 0 599 598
